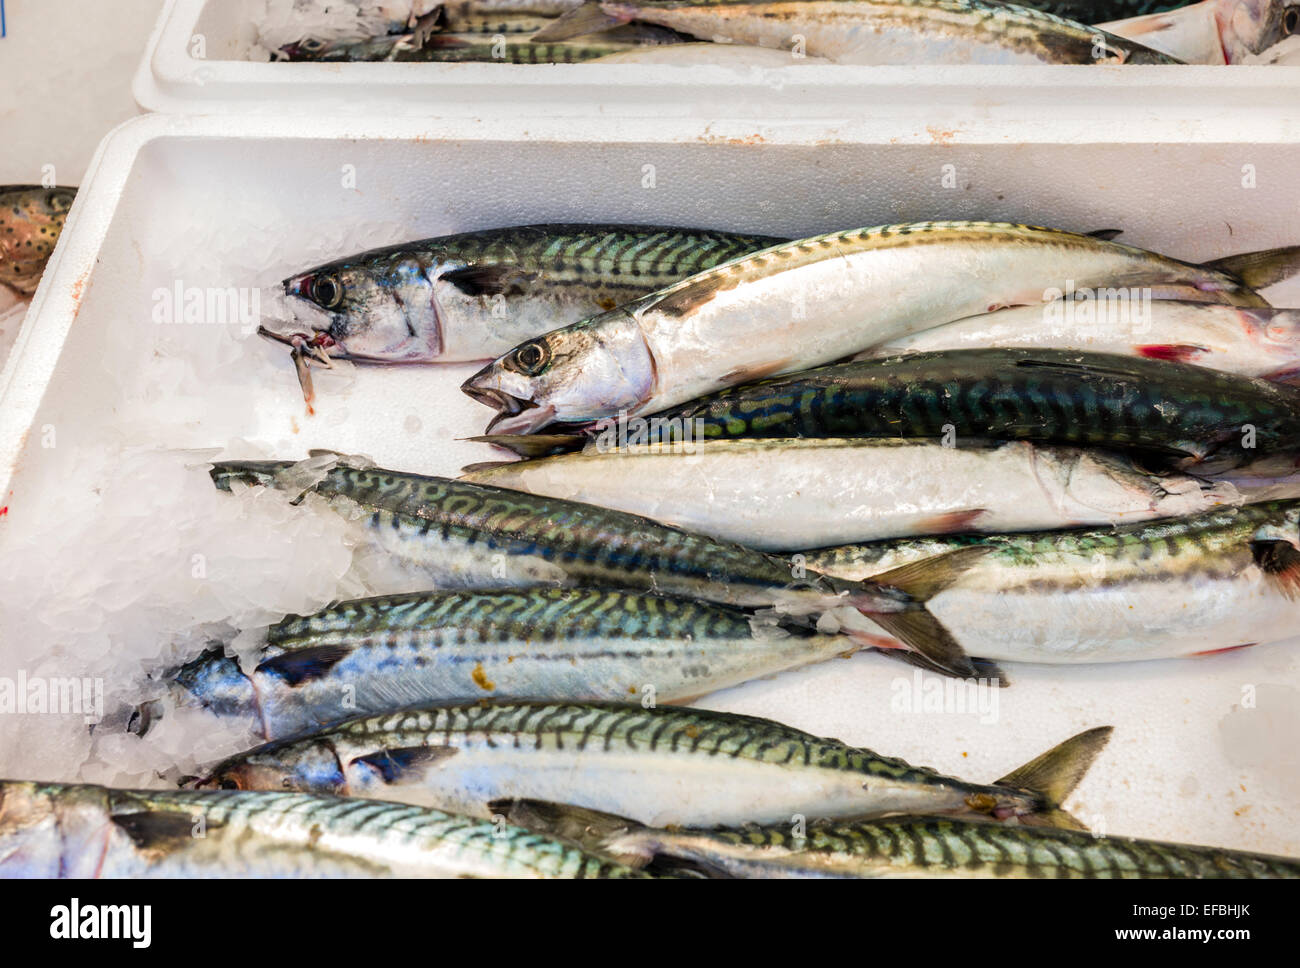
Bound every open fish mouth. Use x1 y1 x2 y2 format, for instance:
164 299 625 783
461 382 555 435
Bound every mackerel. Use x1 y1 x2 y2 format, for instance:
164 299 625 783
160 587 859 740
460 222 1300 433
614 349 1300 472
499 800 1300 878
0 781 643 878
267 224 784 369
864 301 1300 382
463 438 1242 550
533 0 1183 63
195 702 1112 828
210 456 990 676
280 25 685 60
800 500 1300 664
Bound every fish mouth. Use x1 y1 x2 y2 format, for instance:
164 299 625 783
460 375 560 435
256 324 339 354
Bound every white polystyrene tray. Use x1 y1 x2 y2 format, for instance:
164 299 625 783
135 0 1300 122
2 113 1299 856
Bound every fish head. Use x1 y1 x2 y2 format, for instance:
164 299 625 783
279 250 442 363
276 37 334 60
1217 0 1300 61
172 646 259 726
194 740 346 795
461 308 656 434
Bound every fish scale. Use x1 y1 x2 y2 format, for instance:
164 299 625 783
0 186 76 297
273 223 785 367
198 702 1112 828
801 500 1300 663
610 815 1300 877
0 782 646 878
463 222 1300 434
535 0 1182 62
651 348 1300 469
164 584 862 740
211 461 855 608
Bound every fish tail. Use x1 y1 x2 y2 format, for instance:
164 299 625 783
531 2 628 42
853 546 995 681
1206 245 1300 294
996 725 1114 830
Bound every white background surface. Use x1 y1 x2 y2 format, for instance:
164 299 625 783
0 0 164 186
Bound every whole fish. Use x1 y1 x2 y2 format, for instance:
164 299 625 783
194 702 1113 828
0 781 643 879
864 301 1300 383
497 799 1300 878
267 224 784 374
533 0 1183 62
461 222 1300 434
210 456 986 675
1101 0 1300 63
800 500 1300 665
156 587 859 741
584 349 1300 473
462 438 1241 550
0 186 77 298
279 24 685 59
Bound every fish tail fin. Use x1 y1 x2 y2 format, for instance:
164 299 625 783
531 3 628 41
879 647 1009 686
996 725 1114 829
462 433 586 458
854 546 993 680
1206 245 1300 293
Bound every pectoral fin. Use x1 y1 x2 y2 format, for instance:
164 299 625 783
440 264 540 297
110 811 220 851
350 746 459 783
255 644 353 686
1251 539 1300 600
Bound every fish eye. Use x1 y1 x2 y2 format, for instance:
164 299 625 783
301 37 326 52
510 340 551 375
310 274 344 310
219 778 241 790
1287 7 1300 34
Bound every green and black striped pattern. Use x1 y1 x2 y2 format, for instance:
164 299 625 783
1 782 648 879
687 815 1300 878
316 224 785 303
651 348 1300 467
324 701 959 788
272 586 767 645
212 461 838 608
806 500 1300 589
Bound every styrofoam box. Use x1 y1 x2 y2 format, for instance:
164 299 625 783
135 0 1300 119
3 113 1299 857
